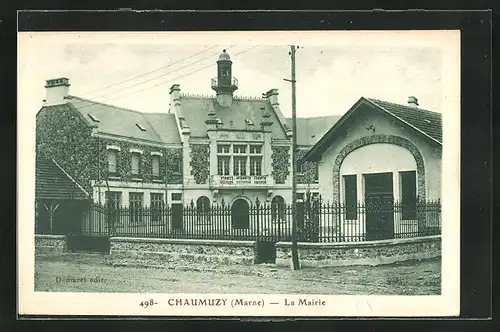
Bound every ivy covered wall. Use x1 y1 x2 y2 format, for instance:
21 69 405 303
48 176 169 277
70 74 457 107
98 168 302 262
271 146 290 184
36 105 181 193
36 104 101 194
165 148 183 184
98 138 167 184
296 149 318 185
189 144 210 184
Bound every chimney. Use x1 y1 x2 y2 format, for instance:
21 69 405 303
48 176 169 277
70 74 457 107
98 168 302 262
407 96 419 107
264 89 279 106
44 77 70 106
170 84 181 104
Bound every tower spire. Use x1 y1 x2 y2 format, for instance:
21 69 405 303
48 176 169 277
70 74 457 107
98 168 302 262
211 49 238 107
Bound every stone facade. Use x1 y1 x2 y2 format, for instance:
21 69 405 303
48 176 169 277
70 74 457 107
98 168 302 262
35 234 67 254
110 237 257 265
275 235 441 267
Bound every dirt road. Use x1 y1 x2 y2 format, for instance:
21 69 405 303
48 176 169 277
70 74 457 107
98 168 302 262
34 253 441 295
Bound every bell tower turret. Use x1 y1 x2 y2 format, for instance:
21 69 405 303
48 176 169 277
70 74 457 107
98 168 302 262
211 49 238 107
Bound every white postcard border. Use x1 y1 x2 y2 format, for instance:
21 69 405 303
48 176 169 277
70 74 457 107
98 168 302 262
17 30 461 317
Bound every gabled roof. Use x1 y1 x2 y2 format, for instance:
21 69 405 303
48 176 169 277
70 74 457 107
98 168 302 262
179 96 289 139
286 115 342 146
35 158 89 200
61 96 181 144
304 97 443 161
366 98 442 143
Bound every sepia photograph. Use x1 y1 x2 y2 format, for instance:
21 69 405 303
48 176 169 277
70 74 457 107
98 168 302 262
18 30 460 317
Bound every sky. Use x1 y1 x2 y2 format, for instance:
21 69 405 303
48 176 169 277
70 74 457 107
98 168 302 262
19 32 448 119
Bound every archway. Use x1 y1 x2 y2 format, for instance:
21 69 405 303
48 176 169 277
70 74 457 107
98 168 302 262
231 199 250 229
271 195 285 221
332 134 426 203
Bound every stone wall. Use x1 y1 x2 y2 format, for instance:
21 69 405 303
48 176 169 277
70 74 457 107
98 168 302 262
275 235 440 268
110 237 257 265
35 234 67 254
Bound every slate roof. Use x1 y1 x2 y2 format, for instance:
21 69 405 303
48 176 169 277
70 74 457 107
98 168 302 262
35 158 89 200
143 112 182 144
304 97 443 161
179 96 289 139
286 115 342 146
366 98 443 143
66 96 181 144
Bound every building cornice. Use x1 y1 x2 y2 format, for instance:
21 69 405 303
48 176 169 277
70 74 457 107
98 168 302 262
92 132 182 149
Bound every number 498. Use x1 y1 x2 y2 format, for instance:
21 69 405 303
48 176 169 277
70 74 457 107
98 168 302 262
140 299 157 308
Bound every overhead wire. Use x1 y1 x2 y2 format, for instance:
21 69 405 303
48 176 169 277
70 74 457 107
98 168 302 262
71 45 260 112
79 45 221 97
84 45 237 100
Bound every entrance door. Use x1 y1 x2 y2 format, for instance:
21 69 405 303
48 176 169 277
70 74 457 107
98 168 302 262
171 203 183 231
364 173 394 240
231 199 250 229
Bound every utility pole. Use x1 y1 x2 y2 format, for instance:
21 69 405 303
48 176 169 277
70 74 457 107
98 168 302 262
284 45 300 270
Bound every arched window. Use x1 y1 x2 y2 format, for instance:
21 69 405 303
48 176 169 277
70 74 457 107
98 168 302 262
271 195 285 222
196 196 211 223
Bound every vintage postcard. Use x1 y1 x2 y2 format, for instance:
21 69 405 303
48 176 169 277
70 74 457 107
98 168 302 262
18 30 460 317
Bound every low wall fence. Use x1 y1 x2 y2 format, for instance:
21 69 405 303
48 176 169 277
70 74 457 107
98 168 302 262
33 233 441 267
35 234 67 254
275 235 441 267
109 237 257 265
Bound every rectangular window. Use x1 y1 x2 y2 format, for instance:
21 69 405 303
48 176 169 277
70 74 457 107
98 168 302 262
105 191 121 225
233 157 247 176
249 145 262 154
217 156 230 175
131 153 141 175
150 193 164 206
107 150 118 174
314 163 319 182
171 193 182 201
217 145 230 154
129 193 143 223
400 171 417 219
150 193 164 223
152 155 160 177
344 175 357 219
249 156 262 176
233 145 247 154
297 161 305 174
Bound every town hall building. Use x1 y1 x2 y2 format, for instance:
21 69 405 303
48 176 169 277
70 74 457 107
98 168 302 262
35 49 442 239
35 50 337 233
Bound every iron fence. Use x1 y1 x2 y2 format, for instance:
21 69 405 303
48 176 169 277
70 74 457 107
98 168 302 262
79 197 441 243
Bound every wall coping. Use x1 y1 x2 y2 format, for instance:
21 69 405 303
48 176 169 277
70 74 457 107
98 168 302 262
35 234 66 240
275 235 440 249
110 237 257 247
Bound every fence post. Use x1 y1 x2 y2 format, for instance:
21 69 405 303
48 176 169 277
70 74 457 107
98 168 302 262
255 197 260 241
417 198 425 236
